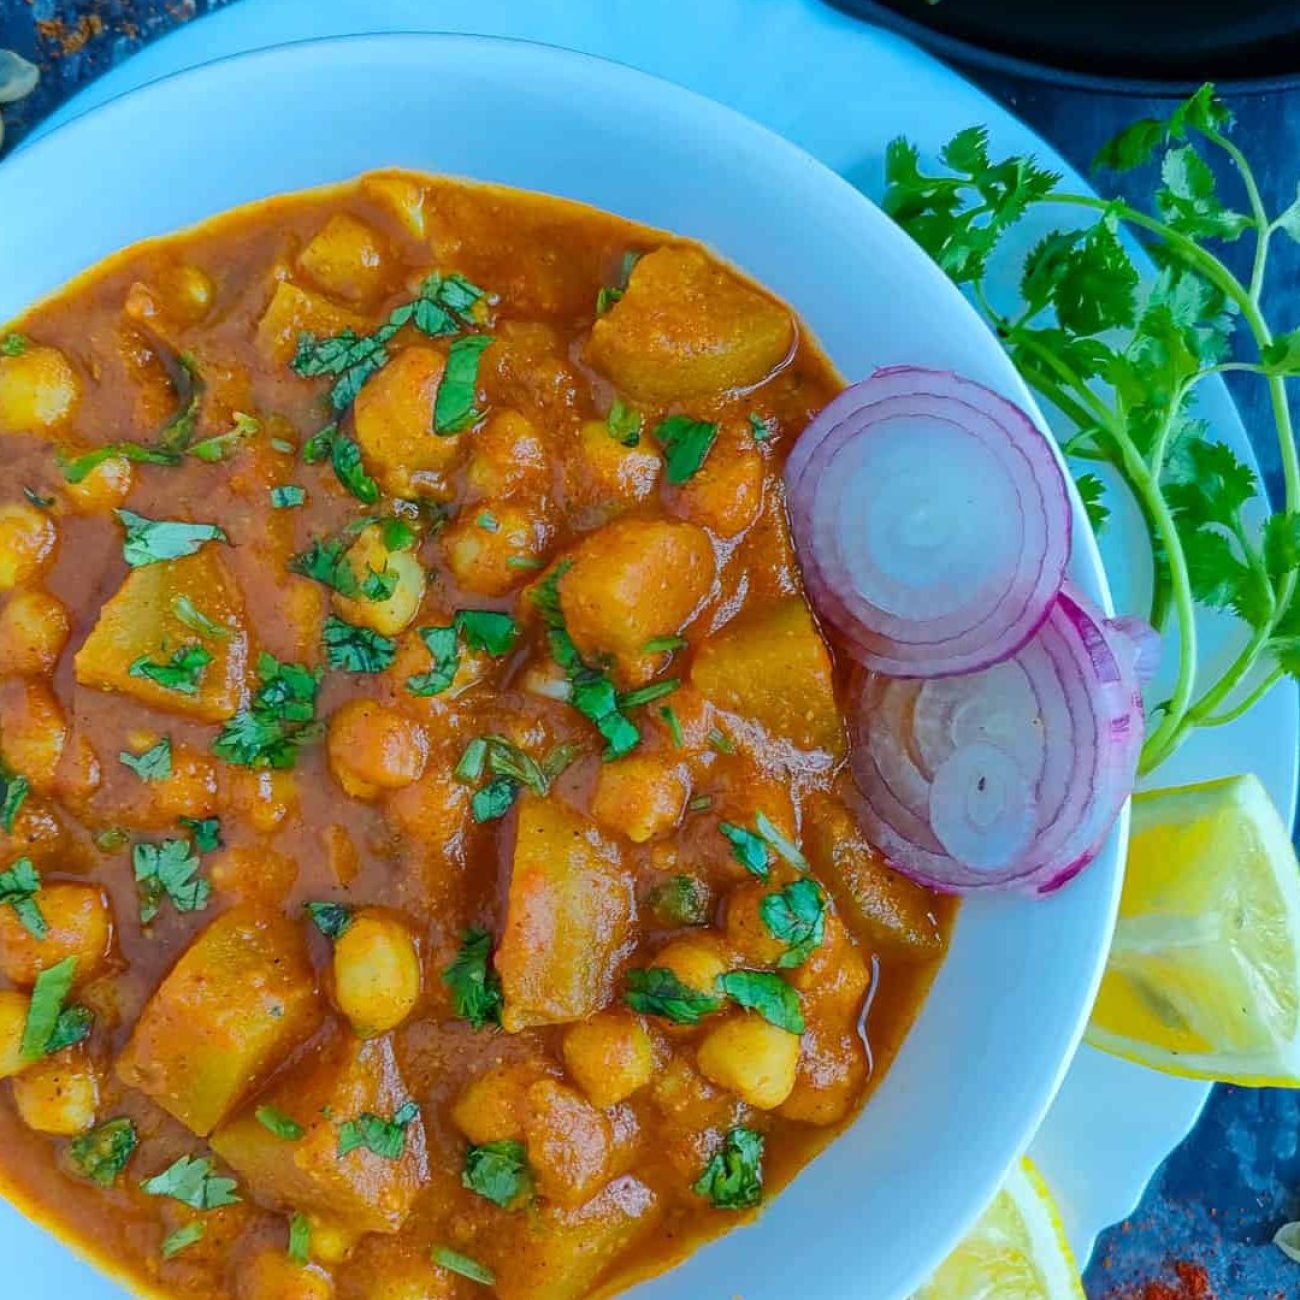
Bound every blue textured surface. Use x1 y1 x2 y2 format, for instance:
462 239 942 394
1 5 1298 1298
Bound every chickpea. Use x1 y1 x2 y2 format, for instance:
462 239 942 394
331 524 426 637
332 909 422 1037
465 410 549 501
441 501 552 596
303 1216 357 1267
0 503 56 591
0 990 30 1079
696 1013 800 1110
653 934 729 999
450 1062 545 1144
562 1012 655 1109
570 418 661 510
0 344 80 433
65 454 133 514
0 590 70 675
0 679 67 790
145 745 220 822
326 700 427 800
591 755 688 844
0 883 112 988
237 1249 334 1300
12 1054 100 1134
158 262 216 321
723 882 788 967
224 767 298 833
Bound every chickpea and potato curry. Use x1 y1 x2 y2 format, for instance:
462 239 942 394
0 172 951 1300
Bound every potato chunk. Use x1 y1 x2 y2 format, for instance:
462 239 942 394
497 796 633 1031
330 523 427 636
0 503 57 591
522 1078 616 1207
212 1030 429 1235
0 344 81 433
441 502 552 596
256 281 368 367
74 549 250 723
0 883 111 987
327 700 427 800
298 214 391 305
117 906 321 1135
331 909 422 1036
352 346 457 498
568 419 661 515
558 519 714 686
0 990 30 1079
691 597 844 756
237 1251 335 1300
586 246 794 401
562 1013 654 1110
465 409 549 501
486 1175 662 1300
0 590 71 675
590 754 689 844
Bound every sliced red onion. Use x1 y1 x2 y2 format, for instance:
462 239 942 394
1105 615 1161 686
849 587 1143 895
786 367 1071 678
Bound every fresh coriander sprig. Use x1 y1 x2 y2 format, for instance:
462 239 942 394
884 84 1300 773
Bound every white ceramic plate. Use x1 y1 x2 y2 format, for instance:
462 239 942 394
0 27 1126 1300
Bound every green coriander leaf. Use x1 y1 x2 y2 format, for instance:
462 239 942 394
407 624 460 697
644 635 687 654
179 816 222 853
134 838 209 922
506 555 543 571
214 653 322 770
0 766 28 834
128 642 212 696
653 415 718 484
141 1155 240 1210
688 795 713 812
188 412 260 463
443 928 504 1030
256 1106 304 1142
158 354 205 452
380 517 418 552
93 827 129 853
293 323 401 411
648 875 709 928
58 442 182 484
718 970 805 1033
0 857 45 940
660 704 684 748
330 432 381 504
21 957 79 1060
1075 473 1111 533
529 562 570 627
471 776 518 823
1 332 30 357
596 285 623 314
454 738 489 783
271 484 306 509
288 1212 311 1265
1265 513 1300 587
748 412 774 443
760 880 826 968
435 335 494 434
361 565 399 601
23 486 54 509
571 673 640 758
1052 220 1139 336
433 1246 495 1286
754 810 809 871
719 822 770 880
625 966 723 1025
476 510 499 532
119 738 172 783
323 616 397 674
290 536 360 598
172 595 230 641
306 901 354 940
161 1222 206 1260
1156 145 1251 242
115 510 226 568
707 727 734 754
606 397 642 446
302 424 336 464
67 1118 137 1188
337 1102 419 1160
46 1005 94 1054
462 1140 533 1209
618 678 680 710
455 609 519 657
693 1127 764 1211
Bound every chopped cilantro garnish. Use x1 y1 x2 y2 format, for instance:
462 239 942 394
21 957 87 1060
119 738 172 783
158 353 205 452
58 443 182 484
435 334 494 433
595 286 622 314
171 595 230 641
68 1118 138 1188
0 857 46 939
455 609 519 657
330 431 380 504
213 653 322 770
748 412 774 443
406 612 515 698
460 735 579 822
688 795 713 813
288 1212 311 1265
443 928 504 1030
719 822 770 880
45 1005 94 1054
433 1246 495 1286
625 966 723 1024
270 484 306 509
23 486 54 509
141 1155 240 1210
337 1101 420 1159
134 838 209 923
648 875 709 928
693 1127 764 1210
188 412 260 463
290 526 397 604
1 332 29 356
476 511 499 532
322 616 397 674
462 1140 533 1209
115 510 226 568
618 678 680 710
93 827 129 853
761 879 826 969
606 397 642 446
643 635 687 654
660 705 684 748
255 1105 303 1142
306 901 354 940
471 776 518 824
380 517 418 551
0 765 28 834
653 415 718 484
406 625 460 698
454 737 489 782
161 1222 206 1260
595 251 641 315
717 970 804 1034
506 555 543 571
128 642 212 696
707 727 735 754
179 816 221 853
754 810 809 871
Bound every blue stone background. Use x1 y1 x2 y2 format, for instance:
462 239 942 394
1 3 1298 1296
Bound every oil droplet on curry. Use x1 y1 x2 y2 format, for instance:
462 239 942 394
0 172 952 1299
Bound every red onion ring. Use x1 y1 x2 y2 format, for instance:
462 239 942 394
849 587 1143 895
786 367 1071 678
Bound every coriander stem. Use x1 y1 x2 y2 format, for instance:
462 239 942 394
1204 127 1271 302
1198 666 1284 728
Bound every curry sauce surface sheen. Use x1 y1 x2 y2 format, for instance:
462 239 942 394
0 172 952 1300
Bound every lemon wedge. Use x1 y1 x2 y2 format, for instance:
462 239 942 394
912 1157 1084 1300
1086 773 1300 1086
